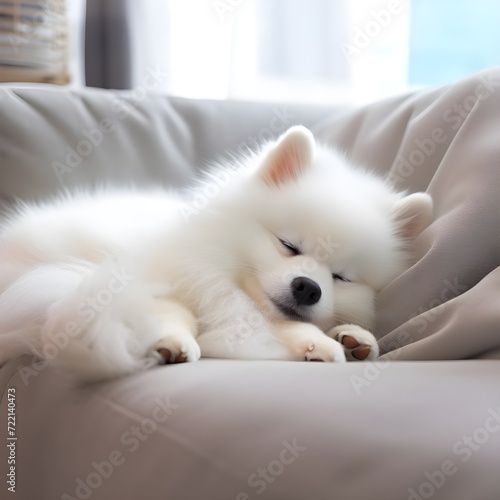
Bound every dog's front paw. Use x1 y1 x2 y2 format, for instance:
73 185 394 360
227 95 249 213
327 324 379 361
303 335 346 362
285 324 346 362
153 335 201 364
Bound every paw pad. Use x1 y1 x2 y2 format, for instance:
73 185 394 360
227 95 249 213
157 348 188 364
341 335 372 361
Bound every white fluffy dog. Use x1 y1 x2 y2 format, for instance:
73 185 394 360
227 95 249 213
0 126 432 381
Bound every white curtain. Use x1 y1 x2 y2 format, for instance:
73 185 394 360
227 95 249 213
127 0 412 103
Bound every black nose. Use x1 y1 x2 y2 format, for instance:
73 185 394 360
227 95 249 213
291 277 321 306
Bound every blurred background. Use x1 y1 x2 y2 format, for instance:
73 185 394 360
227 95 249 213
1 0 499 104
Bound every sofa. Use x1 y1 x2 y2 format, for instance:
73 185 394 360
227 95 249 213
1 69 499 500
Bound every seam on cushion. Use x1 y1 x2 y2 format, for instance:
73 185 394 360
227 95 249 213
96 393 244 482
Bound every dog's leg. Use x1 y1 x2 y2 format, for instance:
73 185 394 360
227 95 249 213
151 298 201 364
271 321 346 362
327 324 379 361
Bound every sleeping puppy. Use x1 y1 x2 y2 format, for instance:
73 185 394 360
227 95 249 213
0 126 432 381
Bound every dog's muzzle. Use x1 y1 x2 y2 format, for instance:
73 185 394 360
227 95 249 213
291 276 321 306
270 276 321 321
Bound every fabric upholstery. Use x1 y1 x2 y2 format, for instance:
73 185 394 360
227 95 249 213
0 74 499 500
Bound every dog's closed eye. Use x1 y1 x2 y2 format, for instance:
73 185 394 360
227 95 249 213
332 273 351 283
278 238 301 256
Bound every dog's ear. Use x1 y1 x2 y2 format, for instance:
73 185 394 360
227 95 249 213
392 193 433 240
258 126 315 187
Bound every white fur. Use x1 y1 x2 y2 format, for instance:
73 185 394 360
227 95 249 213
0 126 432 381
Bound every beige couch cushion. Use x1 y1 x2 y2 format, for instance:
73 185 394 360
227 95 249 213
1 75 499 500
